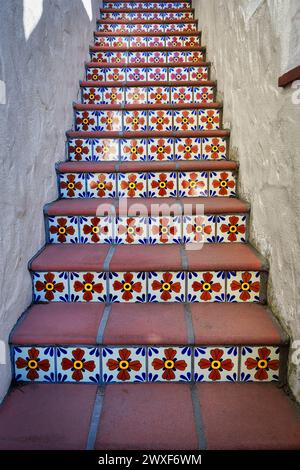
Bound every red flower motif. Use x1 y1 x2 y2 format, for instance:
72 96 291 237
49 217 75 243
123 140 145 161
69 139 89 162
76 111 95 131
15 347 50 381
152 347 187 381
86 69 102 81
167 38 182 48
100 111 120 131
127 89 146 103
117 217 144 243
111 38 127 47
200 110 219 130
61 348 96 382
150 138 172 160
74 272 104 302
82 88 101 104
152 272 181 301
149 87 168 103
106 348 142 381
83 217 108 243
189 51 203 63
175 110 195 130
89 174 113 197
169 51 181 63
107 69 125 81
199 348 234 381
120 174 144 197
112 272 142 301
110 52 124 64
170 68 188 81
204 138 225 159
150 112 171 131
104 90 122 104
148 52 165 64
60 174 83 197
196 87 214 103
186 216 212 242
151 217 177 244
173 87 192 103
95 141 117 160
220 216 246 242
125 111 145 131
192 272 222 301
245 347 280 381
211 171 235 196
151 173 174 196
230 272 260 301
148 38 164 47
191 68 208 81
149 69 166 81
181 172 205 196
35 272 65 301
177 138 199 160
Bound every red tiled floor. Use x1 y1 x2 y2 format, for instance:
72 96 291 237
95 383 198 450
109 245 182 272
197 383 300 450
103 303 188 344
0 384 97 450
11 303 105 345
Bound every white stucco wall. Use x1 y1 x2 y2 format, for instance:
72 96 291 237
193 0 300 401
0 0 100 401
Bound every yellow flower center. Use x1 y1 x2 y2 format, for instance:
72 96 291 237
89 94 95 100
107 117 113 124
157 146 164 153
75 147 82 154
103 146 109 153
132 117 139 124
133 93 139 100
211 360 221 370
164 359 174 369
123 282 132 291
220 180 227 188
84 283 93 292
197 73 203 79
202 93 207 99
229 225 237 233
127 227 135 235
116 58 121 63
212 145 219 152
111 93 117 100
179 93 185 100
82 118 89 125
58 227 66 234
185 145 191 152
159 181 166 188
119 360 129 370
156 93 162 100
189 180 197 188
207 117 213 123
157 117 164 124
28 360 38 369
131 146 137 153
182 117 189 123
45 282 54 291
68 182 75 189
161 227 168 235
98 182 105 189
92 74 98 81
202 282 211 291
118 42 123 47
241 282 250 291
128 182 136 189
162 282 171 291
92 226 100 234
113 74 119 80
193 57 198 62
73 360 83 370
195 225 203 233
258 359 268 369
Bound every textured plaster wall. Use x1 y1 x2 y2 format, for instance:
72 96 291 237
193 0 300 401
0 0 101 401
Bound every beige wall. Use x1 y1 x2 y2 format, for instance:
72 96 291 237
193 0 300 401
0 0 100 402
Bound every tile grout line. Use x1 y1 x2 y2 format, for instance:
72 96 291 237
86 385 105 450
184 303 194 345
190 384 206 450
97 304 112 344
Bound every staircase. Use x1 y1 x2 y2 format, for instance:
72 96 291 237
1 0 300 451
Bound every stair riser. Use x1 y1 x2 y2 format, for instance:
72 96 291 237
58 170 236 198
74 108 221 132
97 23 197 32
45 214 248 244
31 270 266 303
85 65 210 83
67 136 228 162
12 344 282 384
94 35 200 47
103 2 191 10
100 12 194 20
90 49 205 64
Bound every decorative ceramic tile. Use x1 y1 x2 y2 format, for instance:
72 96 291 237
14 346 55 382
57 347 100 383
102 347 146 382
127 67 147 81
98 110 122 131
240 346 280 382
148 51 167 64
68 139 91 162
126 87 147 104
48 216 79 243
123 110 147 132
209 171 236 197
69 272 106 302
174 137 201 160
75 110 97 132
189 66 209 81
169 67 189 81
182 215 214 244
199 109 220 130
33 272 68 302
184 36 200 47
128 51 147 64
227 271 261 302
186 51 204 63
149 217 182 244
130 36 148 48
194 86 214 104
147 36 165 47
116 217 148 244
108 51 127 64
202 137 227 160
108 272 147 302
148 137 174 160
216 215 247 243
148 110 172 132
148 347 192 382
93 139 119 161
86 67 106 82
106 68 126 82
167 37 184 48
80 216 113 244
171 86 192 104
148 86 170 104
148 67 167 81
178 171 208 197
148 172 177 197
168 51 186 64
118 173 147 197
102 87 124 105
174 109 197 131
111 36 128 48
82 87 102 104
121 138 147 161
187 271 225 302
149 271 185 302
87 173 116 198
194 347 239 382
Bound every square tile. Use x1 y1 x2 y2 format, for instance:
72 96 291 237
69 272 106 302
199 109 220 130
148 110 172 132
68 139 91 162
186 50 204 63
187 271 225 302
102 347 146 383
80 216 114 244
106 68 126 82
184 36 200 47
148 172 177 197
93 139 119 161
108 272 147 302
87 173 116 198
128 51 147 64
178 171 208 197
130 36 148 48
126 67 147 82
75 110 97 132
171 86 193 104
194 346 239 382
98 110 122 131
57 347 100 383
194 86 214 104
33 272 68 302
240 346 280 382
123 110 147 132
202 137 227 160
48 216 79 243
148 271 185 302
90 51 106 63
148 137 174 160
148 347 192 382
82 87 102 104
116 217 148 244
168 51 186 64
148 51 167 64
120 138 147 161
126 87 147 104
169 67 189 81
107 52 126 64
147 36 165 47
102 87 124 105
216 215 247 243
148 67 167 81
14 346 55 382
110 37 128 48
189 66 209 81
182 215 214 244
167 37 185 48
227 271 261 302
148 86 170 104
174 109 197 131
118 173 147 197
175 137 202 160
149 217 182 244
86 67 106 82
209 171 236 197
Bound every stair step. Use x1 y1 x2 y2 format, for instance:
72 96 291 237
97 19 198 33
99 11 194 21
94 33 200 48
103 2 191 10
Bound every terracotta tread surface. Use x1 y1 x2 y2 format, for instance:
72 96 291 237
80 80 216 88
1 383 299 449
90 45 205 53
11 303 286 346
46 196 250 216
94 31 201 37
85 60 210 68
97 19 197 24
74 101 220 110
66 130 230 139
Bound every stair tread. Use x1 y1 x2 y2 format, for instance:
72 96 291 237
30 243 266 272
66 129 230 138
80 80 216 88
11 303 286 346
85 60 210 67
90 45 204 52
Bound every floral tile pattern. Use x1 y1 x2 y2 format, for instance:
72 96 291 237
118 173 147 197
178 171 208 197
59 173 85 198
120 138 147 161
116 217 148 244
174 109 197 131
148 271 185 302
69 272 106 302
202 137 227 160
149 216 182 244
48 216 79 244
14 346 55 382
80 216 114 244
199 109 220 130
209 171 236 197
148 110 173 132
148 347 192 382
227 271 261 302
216 215 247 243
194 346 239 382
148 137 174 160
108 272 147 302
93 139 119 161
102 347 146 383
174 137 201 160
240 346 280 382
33 272 68 302
87 173 117 198
182 215 215 244
123 110 147 132
187 271 225 302
57 347 100 383
148 172 177 197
